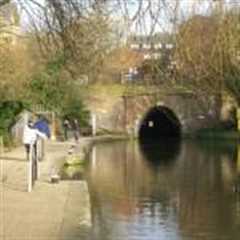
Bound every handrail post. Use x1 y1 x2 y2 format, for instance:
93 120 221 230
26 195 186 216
51 112 56 140
36 141 40 180
91 113 97 136
28 144 33 192
28 142 41 192
38 139 45 161
0 136 3 156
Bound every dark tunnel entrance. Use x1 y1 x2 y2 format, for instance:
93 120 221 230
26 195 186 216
139 106 181 141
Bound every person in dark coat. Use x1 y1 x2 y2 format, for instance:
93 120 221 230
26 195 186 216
63 118 70 141
72 118 80 143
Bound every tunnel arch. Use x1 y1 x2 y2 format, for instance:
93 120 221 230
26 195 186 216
138 106 181 140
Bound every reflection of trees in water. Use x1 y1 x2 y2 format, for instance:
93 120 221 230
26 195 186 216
195 138 238 159
86 140 240 240
137 139 182 217
87 140 182 239
86 141 130 240
87 140 173 238
175 141 239 239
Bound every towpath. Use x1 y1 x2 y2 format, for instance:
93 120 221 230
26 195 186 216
0 139 91 240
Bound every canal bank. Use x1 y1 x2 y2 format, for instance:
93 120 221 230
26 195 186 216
0 139 92 240
0 135 127 240
62 134 129 178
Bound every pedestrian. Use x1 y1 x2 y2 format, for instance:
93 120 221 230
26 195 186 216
34 115 51 138
63 118 70 141
72 118 80 143
22 120 47 159
34 115 51 160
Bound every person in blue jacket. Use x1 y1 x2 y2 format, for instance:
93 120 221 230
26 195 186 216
34 115 51 139
34 115 51 161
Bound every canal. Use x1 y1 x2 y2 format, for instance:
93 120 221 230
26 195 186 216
83 139 240 240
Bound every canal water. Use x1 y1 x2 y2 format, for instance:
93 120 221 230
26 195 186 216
84 139 240 240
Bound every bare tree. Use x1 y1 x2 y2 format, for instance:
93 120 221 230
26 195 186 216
0 1 35 100
172 1 240 119
9 0 240 111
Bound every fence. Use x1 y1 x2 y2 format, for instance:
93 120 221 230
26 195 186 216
27 140 44 192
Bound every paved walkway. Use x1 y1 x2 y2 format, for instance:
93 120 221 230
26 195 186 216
0 140 92 240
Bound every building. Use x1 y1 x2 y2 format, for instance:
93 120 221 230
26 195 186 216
124 34 176 83
129 33 175 61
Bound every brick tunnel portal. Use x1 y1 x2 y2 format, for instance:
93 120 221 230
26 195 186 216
139 106 181 141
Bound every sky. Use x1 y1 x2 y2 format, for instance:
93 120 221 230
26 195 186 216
15 0 240 34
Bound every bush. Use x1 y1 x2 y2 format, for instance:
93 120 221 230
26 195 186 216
62 96 90 128
0 101 24 146
195 127 240 140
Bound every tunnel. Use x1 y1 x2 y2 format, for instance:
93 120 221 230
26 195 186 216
138 106 181 141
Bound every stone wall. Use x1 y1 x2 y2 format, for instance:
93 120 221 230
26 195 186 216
86 91 218 136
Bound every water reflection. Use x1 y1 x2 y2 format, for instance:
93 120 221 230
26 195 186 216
86 140 240 240
139 139 181 166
